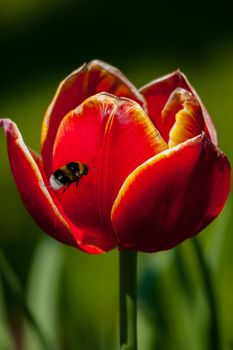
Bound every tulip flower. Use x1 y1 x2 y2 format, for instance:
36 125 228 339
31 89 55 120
0 60 231 350
0 60 230 254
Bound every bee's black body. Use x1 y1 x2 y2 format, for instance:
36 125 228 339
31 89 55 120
49 161 88 191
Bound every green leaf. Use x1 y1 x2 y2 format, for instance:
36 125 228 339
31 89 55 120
23 238 63 350
0 278 15 350
0 248 51 350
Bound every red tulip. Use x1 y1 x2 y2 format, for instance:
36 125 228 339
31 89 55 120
0 60 231 254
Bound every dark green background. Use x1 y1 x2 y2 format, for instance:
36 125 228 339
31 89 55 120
0 1 232 349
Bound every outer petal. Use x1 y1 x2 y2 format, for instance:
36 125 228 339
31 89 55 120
112 134 231 252
51 93 168 247
140 70 217 145
41 60 146 176
0 119 106 254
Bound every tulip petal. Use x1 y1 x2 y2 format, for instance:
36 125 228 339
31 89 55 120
41 60 146 176
162 88 204 147
51 93 168 245
0 119 108 254
112 134 231 252
140 70 217 145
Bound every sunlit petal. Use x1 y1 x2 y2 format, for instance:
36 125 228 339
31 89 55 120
140 70 217 145
112 134 230 252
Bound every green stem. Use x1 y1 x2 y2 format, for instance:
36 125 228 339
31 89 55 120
192 238 221 350
0 248 52 350
119 250 137 350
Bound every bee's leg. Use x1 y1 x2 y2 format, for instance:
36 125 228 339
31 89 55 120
75 178 80 193
61 183 69 194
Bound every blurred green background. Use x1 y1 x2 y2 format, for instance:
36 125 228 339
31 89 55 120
0 0 232 349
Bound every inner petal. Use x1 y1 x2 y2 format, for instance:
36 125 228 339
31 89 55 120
140 70 216 144
51 93 168 243
160 88 204 147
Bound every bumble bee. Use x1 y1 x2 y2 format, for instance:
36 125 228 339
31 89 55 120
49 161 88 192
